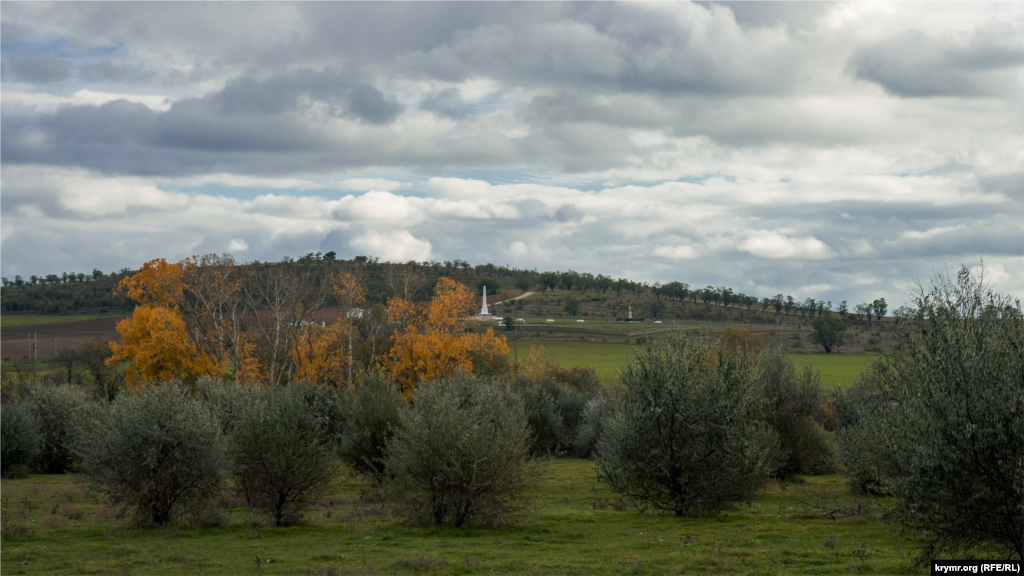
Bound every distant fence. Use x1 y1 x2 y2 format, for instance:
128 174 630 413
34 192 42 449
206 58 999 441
0 332 73 358
1 317 123 360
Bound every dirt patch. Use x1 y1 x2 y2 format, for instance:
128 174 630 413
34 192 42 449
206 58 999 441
1 317 124 360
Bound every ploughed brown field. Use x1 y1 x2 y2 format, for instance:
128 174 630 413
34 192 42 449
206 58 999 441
0 307 373 360
1 317 124 360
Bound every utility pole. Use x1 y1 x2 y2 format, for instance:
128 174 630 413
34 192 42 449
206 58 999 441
513 298 520 364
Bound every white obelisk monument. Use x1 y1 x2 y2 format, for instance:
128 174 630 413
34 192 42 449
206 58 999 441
479 285 493 317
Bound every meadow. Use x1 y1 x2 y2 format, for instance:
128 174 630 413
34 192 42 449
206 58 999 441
0 314 122 329
0 460 923 576
510 337 874 388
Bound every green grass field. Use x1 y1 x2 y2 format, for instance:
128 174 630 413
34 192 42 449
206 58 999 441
789 354 876 389
516 317 699 332
508 339 874 388
0 460 926 575
0 314 120 328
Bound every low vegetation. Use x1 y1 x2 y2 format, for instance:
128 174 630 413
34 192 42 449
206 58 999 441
384 373 537 528
71 384 226 526
1 264 1018 574
597 337 773 516
837 268 1024 561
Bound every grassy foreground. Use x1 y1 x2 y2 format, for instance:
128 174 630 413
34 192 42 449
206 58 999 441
0 460 923 576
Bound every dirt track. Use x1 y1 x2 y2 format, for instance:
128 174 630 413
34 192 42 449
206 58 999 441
1 317 124 360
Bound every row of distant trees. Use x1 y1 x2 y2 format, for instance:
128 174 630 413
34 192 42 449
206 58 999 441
2 268 124 286
1 253 889 323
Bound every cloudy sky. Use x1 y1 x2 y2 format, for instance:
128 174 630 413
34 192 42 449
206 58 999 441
2 2 1022 307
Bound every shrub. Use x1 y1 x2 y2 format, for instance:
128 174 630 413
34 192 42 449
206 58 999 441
550 365 600 393
839 267 1023 561
574 392 619 458
290 383 346 448
230 387 339 526
73 383 225 526
596 336 772 516
337 372 407 479
507 374 600 456
193 377 263 436
510 376 564 455
384 373 537 527
1 401 41 479
26 384 90 474
755 348 835 478
835 358 903 495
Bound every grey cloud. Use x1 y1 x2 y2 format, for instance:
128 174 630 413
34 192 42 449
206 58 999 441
875 216 1024 259
211 70 399 124
154 99 328 153
849 30 1024 97
703 2 833 31
79 60 154 83
420 88 474 119
398 3 802 96
978 173 1023 202
2 2 1022 305
1 21 31 44
554 203 583 223
1 53 71 83
1 94 512 176
525 92 668 131
507 198 549 220
348 85 401 124
1 70 410 175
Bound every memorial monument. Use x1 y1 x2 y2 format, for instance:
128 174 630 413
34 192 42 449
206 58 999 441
478 285 494 317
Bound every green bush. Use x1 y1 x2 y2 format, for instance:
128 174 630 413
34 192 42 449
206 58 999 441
290 383 347 448
509 375 598 455
839 268 1024 561
73 383 225 526
384 373 537 527
550 365 601 393
835 358 903 495
230 387 339 526
755 348 835 478
337 372 407 479
507 376 565 455
574 392 619 458
1 401 41 479
26 384 90 474
193 377 263 436
596 336 772 516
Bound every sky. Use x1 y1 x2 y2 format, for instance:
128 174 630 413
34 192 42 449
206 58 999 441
1 1 1022 308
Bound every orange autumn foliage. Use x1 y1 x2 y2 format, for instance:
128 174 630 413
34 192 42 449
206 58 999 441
514 344 563 381
279 271 368 387
108 304 225 388
386 277 508 400
288 320 351 385
109 257 231 388
113 258 184 309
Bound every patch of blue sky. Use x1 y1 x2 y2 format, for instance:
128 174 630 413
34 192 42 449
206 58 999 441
436 168 557 189
162 181 437 201
420 168 727 193
1 37 122 59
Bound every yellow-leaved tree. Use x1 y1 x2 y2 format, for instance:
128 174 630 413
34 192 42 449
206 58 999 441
108 258 226 388
287 271 368 386
385 277 508 400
